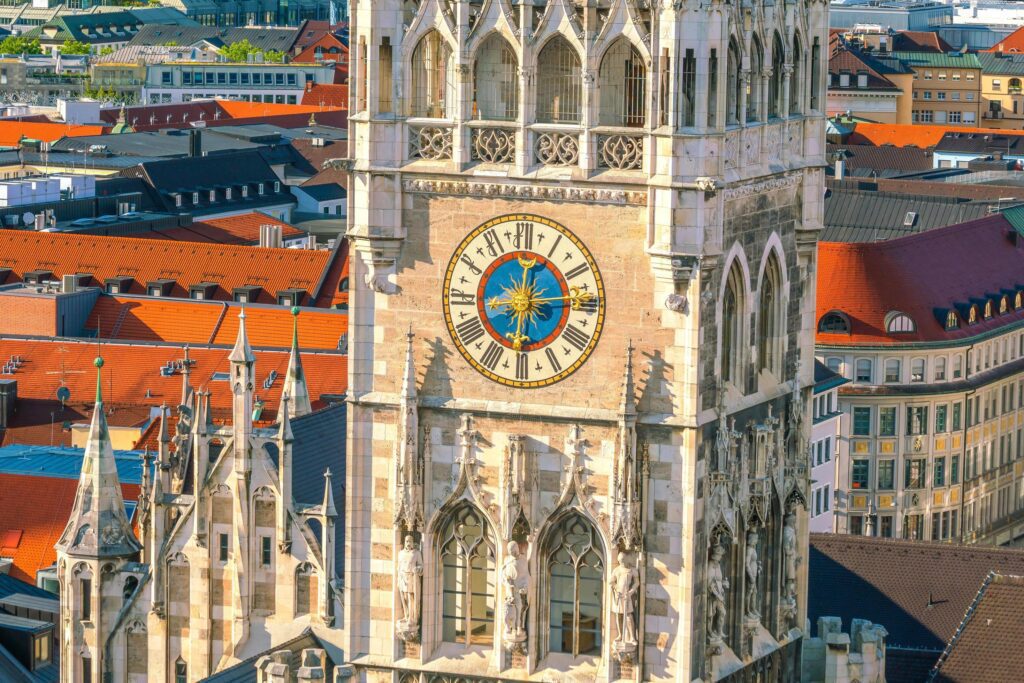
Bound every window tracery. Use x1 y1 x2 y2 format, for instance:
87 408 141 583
440 505 496 645
545 514 604 657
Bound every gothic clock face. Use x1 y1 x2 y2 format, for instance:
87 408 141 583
443 214 605 388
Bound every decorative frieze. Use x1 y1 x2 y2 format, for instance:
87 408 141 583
402 178 648 206
721 173 802 201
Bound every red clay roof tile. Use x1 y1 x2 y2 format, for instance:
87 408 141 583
847 122 1024 148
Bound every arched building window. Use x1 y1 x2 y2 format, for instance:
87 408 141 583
818 311 850 334
758 253 783 374
722 263 746 384
537 36 582 123
545 514 604 657
599 38 646 126
769 32 784 118
440 505 496 644
747 35 763 122
790 34 802 114
411 30 454 118
885 311 916 334
727 38 741 124
473 34 518 120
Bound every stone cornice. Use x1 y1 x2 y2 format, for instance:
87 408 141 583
402 178 649 206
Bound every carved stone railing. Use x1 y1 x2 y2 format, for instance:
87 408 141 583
409 124 453 160
597 133 643 171
534 131 579 166
471 126 516 164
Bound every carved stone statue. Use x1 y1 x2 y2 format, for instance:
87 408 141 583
744 529 761 620
396 535 423 641
783 513 798 602
502 541 528 652
707 537 729 653
610 552 640 660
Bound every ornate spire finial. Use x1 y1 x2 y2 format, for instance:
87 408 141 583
619 340 636 417
322 468 337 518
283 307 311 418
94 355 104 404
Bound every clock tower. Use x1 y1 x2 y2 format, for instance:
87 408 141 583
342 0 827 681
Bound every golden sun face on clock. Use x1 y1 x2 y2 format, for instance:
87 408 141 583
443 214 605 388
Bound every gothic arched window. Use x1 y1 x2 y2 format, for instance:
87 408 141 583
727 38 741 125
545 514 604 657
758 252 783 374
748 35 763 122
599 38 646 127
473 34 518 121
411 30 454 118
440 504 496 645
790 34 802 115
722 263 746 384
537 36 582 123
769 32 784 118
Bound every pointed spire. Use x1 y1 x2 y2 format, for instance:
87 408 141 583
279 393 294 443
229 308 255 363
322 468 337 518
180 344 192 407
158 402 170 445
401 326 417 400
282 307 311 418
619 340 637 418
56 356 141 558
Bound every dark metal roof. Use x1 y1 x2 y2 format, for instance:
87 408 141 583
826 143 934 178
813 359 849 394
822 188 992 242
934 131 1024 154
297 183 345 201
202 630 334 682
128 25 303 53
0 575 54 603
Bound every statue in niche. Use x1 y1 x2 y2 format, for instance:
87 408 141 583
502 541 528 652
707 537 729 653
782 513 798 603
611 552 640 660
744 529 761 621
396 535 423 641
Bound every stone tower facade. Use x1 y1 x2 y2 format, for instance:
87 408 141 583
343 0 826 681
56 310 343 682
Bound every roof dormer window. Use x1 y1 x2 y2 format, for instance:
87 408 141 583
1000 296 1009 314
945 310 959 330
984 301 993 319
969 306 978 324
192 192 200 204
818 311 851 334
885 311 916 334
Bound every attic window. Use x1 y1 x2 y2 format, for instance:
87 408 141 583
1000 296 1009 314
192 192 200 204
984 301 993 319
212 372 229 381
903 211 918 227
969 306 978 324
174 194 182 207
885 311 916 334
945 310 959 330
1017 291 1023 308
258 183 265 196
818 311 851 334
273 181 281 193
242 186 249 198
209 190 216 203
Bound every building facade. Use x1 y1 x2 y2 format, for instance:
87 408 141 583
343 0 826 681
142 60 339 104
817 214 1024 545
55 312 344 682
809 362 847 534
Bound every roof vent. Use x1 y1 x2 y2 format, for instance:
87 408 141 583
903 211 918 227
263 370 278 390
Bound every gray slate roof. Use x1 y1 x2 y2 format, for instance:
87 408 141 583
823 188 992 242
128 24 302 53
296 183 345 201
827 143 935 178
202 630 336 682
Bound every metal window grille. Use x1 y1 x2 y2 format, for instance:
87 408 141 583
682 48 696 127
411 31 454 118
473 35 518 120
537 37 582 124
378 37 393 113
599 39 646 127
790 37 802 114
747 37 763 122
708 48 719 127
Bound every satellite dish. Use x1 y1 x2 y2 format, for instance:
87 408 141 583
22 211 34 226
56 386 71 406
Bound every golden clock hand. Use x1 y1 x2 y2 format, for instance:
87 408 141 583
506 306 529 350
529 287 595 309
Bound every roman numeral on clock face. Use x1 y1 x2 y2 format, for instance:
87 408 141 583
516 352 529 380
455 317 485 345
564 262 590 280
545 347 562 373
483 229 506 257
480 341 504 371
449 288 475 306
562 324 590 351
514 222 534 250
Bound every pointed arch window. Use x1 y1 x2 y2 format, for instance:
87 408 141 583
473 34 518 121
411 30 454 118
440 505 496 644
758 253 783 374
545 514 604 657
722 263 746 384
537 36 582 123
769 32 784 118
599 38 646 127
790 34 802 114
727 38 741 125
747 35 763 122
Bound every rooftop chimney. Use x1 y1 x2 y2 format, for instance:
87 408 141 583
188 128 202 157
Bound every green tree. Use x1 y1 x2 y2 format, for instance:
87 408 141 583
0 36 42 55
264 50 285 63
98 46 114 56
220 39 256 63
59 39 90 56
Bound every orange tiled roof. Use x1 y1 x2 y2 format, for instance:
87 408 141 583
293 33 348 64
215 100 336 117
0 121 107 147
0 472 139 582
87 295 347 350
0 336 346 416
154 212 306 245
816 214 1024 345
0 230 345 307
985 26 1024 53
846 122 1024 148
302 83 349 108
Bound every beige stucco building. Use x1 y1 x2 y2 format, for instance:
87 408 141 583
342 0 827 681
